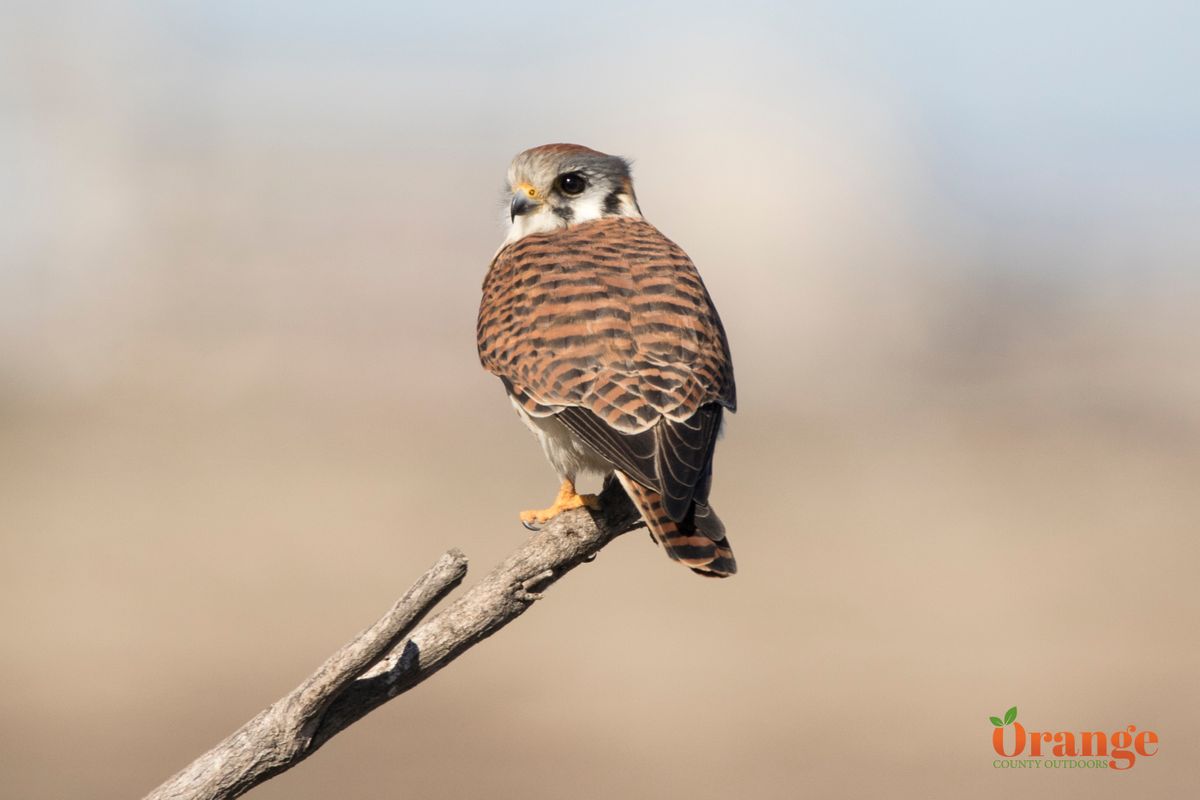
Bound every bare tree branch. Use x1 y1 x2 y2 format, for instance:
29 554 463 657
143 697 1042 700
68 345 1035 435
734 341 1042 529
143 478 642 800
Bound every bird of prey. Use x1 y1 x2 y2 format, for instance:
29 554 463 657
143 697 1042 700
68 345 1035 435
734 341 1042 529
477 144 737 577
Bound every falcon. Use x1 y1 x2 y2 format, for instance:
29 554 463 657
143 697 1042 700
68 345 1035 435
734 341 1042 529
477 144 737 577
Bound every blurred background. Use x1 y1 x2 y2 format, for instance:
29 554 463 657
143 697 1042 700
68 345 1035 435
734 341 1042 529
2 2 1198 798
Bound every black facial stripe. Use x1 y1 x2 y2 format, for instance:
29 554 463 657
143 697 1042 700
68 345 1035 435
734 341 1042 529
603 190 623 215
552 204 575 222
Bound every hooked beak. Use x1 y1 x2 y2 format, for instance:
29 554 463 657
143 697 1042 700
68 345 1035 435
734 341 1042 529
510 182 541 221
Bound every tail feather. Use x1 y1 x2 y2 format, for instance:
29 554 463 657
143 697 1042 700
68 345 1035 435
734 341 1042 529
614 471 737 577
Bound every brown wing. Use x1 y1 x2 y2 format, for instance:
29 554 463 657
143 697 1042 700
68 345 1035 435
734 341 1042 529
477 216 735 521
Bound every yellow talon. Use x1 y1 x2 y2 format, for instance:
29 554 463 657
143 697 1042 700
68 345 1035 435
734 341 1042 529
520 479 600 528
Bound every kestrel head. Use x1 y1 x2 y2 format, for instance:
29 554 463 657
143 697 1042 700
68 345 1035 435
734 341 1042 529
504 144 643 243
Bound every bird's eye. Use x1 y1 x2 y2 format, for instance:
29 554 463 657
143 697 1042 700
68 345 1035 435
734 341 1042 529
556 172 587 195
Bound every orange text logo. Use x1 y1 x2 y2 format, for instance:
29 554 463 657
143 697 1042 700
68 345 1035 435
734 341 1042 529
989 706 1159 771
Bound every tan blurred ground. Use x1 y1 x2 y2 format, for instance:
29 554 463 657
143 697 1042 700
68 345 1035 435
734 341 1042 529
3 4 1199 799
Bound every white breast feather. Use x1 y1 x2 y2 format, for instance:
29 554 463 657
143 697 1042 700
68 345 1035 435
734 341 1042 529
510 398 611 480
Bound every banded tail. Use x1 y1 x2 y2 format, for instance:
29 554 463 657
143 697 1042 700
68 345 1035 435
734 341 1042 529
615 471 737 577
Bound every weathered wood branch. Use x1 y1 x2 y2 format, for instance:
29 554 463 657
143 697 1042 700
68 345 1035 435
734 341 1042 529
143 477 642 800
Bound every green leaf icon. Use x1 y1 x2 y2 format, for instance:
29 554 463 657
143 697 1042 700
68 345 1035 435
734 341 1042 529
1004 706 1018 725
989 716 1004 727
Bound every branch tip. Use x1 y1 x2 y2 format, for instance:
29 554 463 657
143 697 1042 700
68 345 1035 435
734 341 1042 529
143 489 638 800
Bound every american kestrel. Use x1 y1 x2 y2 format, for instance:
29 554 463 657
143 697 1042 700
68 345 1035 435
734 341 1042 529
477 144 737 577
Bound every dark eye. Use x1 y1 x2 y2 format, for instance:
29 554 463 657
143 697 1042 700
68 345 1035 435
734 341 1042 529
556 172 587 195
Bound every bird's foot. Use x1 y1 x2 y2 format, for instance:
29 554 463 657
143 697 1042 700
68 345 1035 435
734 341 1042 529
519 479 601 530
